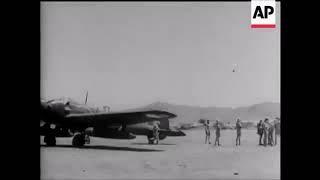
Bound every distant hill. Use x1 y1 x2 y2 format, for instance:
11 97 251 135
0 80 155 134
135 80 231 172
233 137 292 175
133 102 280 128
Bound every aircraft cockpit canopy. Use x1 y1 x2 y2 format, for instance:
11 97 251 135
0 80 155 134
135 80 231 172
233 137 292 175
48 97 80 106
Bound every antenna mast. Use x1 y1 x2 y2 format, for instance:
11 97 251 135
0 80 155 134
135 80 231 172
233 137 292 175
85 91 88 105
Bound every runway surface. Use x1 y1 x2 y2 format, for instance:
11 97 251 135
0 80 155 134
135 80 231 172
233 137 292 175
41 129 280 179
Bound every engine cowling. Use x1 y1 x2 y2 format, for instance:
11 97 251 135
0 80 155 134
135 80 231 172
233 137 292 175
41 100 69 122
159 132 167 140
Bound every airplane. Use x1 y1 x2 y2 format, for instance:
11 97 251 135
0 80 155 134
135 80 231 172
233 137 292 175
40 94 185 147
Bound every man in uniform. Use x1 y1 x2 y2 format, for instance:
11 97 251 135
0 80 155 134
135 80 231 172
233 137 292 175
263 118 269 146
153 122 160 145
257 120 264 145
214 120 221 146
204 120 211 144
268 120 274 146
236 118 242 146
274 117 281 145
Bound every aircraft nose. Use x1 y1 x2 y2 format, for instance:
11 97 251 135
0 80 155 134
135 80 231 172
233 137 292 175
41 100 48 113
41 100 68 120
40 100 47 109
41 101 50 120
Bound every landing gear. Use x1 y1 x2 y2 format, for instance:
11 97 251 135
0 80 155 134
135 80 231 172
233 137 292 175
147 134 159 145
44 134 56 146
85 134 90 144
72 133 85 147
148 137 155 144
43 123 56 146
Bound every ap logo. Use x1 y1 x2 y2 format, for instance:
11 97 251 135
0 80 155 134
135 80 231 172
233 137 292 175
251 0 276 28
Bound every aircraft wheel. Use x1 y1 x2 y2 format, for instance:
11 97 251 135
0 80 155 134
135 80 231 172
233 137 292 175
44 134 56 146
72 133 85 147
85 135 90 144
148 138 154 144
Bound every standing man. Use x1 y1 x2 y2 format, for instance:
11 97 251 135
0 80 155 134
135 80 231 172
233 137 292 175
263 118 269 146
214 120 221 146
153 122 160 145
204 120 211 144
257 120 264 145
274 117 281 145
236 118 242 146
268 121 274 146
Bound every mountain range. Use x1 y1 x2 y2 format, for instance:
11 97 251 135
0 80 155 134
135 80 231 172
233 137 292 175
136 102 280 127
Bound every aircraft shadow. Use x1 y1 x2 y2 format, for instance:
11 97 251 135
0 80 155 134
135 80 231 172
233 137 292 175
40 144 164 152
131 142 176 145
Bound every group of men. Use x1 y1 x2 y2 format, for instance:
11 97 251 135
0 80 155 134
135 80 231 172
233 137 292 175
257 117 281 146
205 120 222 146
204 117 280 146
151 117 280 146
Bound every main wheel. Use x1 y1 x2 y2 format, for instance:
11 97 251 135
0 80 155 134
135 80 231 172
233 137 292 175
85 135 90 144
72 133 85 147
147 135 155 144
148 138 154 144
44 134 56 146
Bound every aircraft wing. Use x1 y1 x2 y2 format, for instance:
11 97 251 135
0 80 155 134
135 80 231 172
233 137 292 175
65 110 177 127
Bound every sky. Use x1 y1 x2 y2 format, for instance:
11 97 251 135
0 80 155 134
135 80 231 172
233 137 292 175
41 2 280 111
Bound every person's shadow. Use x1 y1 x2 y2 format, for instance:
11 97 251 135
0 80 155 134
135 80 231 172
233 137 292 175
40 144 164 152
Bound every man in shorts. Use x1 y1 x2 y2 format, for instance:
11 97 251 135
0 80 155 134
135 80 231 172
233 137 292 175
204 120 211 144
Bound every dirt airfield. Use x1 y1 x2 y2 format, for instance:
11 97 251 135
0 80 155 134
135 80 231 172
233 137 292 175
41 129 280 179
